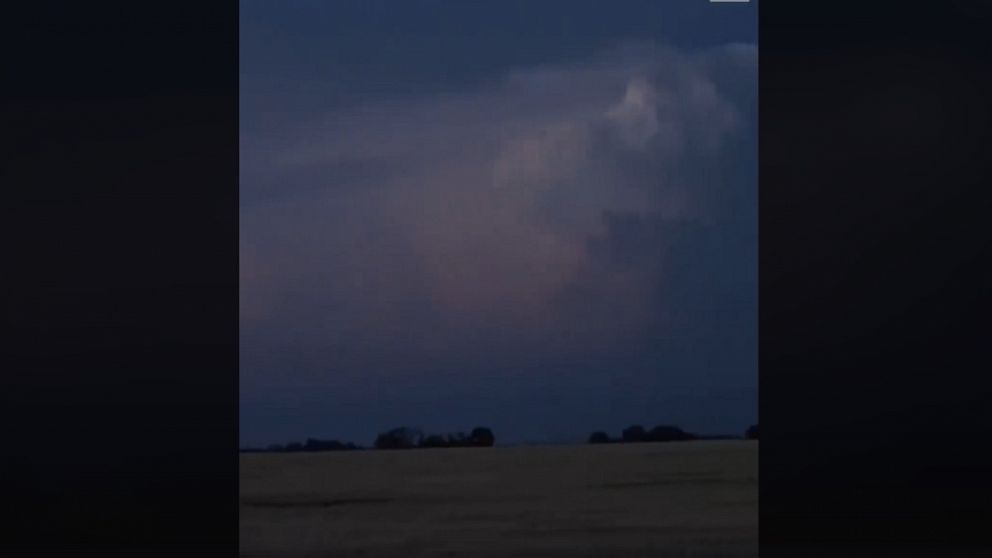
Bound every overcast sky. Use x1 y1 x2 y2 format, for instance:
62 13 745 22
240 0 757 447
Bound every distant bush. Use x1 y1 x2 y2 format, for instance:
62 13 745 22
374 427 423 450
589 424 700 444
370 426 497 450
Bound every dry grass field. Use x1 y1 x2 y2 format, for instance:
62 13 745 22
240 440 757 557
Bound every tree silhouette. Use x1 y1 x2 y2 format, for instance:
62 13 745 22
372 426 497 449
588 424 702 444
374 427 422 450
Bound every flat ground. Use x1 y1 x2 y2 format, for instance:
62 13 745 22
240 440 757 557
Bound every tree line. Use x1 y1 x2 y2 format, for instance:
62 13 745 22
241 423 758 452
588 423 759 444
374 426 495 449
241 425 496 453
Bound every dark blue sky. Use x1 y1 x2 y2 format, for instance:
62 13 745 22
240 0 757 447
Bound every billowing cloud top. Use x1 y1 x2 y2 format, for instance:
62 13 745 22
240 41 757 446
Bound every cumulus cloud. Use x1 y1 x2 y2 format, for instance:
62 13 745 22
240 41 757 400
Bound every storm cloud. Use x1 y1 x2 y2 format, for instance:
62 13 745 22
240 41 757 446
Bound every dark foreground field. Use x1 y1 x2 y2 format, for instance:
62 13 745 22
240 440 757 557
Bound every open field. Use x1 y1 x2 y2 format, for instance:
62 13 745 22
240 440 757 557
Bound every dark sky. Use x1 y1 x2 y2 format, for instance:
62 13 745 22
240 0 757 447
